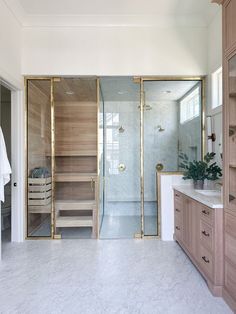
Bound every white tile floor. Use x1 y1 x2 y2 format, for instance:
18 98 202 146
0 238 232 314
100 215 157 238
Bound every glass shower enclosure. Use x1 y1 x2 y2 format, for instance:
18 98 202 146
99 77 141 238
99 77 203 239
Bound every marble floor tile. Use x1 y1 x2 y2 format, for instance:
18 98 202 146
0 239 232 314
100 215 158 239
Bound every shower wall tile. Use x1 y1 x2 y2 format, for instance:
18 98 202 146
104 100 179 204
144 101 179 200
178 115 201 162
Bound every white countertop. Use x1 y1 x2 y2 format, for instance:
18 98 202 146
173 185 223 209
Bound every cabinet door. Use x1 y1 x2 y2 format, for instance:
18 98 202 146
225 53 236 211
182 198 193 253
174 191 184 242
224 0 236 51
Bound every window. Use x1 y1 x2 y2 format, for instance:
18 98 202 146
212 67 222 109
180 86 200 124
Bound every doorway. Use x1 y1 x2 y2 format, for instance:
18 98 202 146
99 77 141 238
99 77 204 239
0 84 12 243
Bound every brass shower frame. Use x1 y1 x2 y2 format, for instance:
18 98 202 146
139 76 206 239
25 77 55 239
24 75 206 240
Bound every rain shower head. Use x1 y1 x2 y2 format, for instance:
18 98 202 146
157 125 165 132
137 104 152 110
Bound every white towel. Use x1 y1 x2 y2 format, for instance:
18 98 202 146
0 127 12 202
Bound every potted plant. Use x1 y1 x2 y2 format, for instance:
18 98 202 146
179 152 222 190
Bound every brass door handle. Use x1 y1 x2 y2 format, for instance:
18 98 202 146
118 163 126 172
156 163 164 172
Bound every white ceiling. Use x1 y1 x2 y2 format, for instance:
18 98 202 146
5 0 220 27
100 77 199 102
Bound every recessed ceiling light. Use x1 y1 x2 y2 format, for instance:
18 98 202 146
65 91 74 95
162 90 171 94
118 91 127 95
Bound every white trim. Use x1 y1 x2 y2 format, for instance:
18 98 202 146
11 90 25 242
0 74 24 261
208 104 222 116
211 67 222 110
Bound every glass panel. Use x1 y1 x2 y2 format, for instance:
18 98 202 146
143 80 202 236
99 85 105 233
53 78 97 239
27 79 52 237
228 55 236 208
99 77 141 238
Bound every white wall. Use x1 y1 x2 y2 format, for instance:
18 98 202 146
22 26 208 76
0 1 25 250
0 0 23 88
207 9 222 165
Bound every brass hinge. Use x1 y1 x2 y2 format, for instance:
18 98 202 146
53 77 61 82
133 77 141 84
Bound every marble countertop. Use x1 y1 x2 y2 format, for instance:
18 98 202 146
172 185 223 209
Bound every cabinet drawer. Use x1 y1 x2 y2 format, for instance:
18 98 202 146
174 215 183 242
199 245 214 280
225 212 236 238
199 205 214 226
225 232 236 265
174 190 183 203
225 260 236 300
200 220 214 252
174 203 183 220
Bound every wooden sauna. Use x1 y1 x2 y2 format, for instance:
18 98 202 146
26 77 98 239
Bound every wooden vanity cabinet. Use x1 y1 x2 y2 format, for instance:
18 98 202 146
174 190 223 296
222 0 236 310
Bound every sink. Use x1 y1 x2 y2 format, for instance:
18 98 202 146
195 190 221 197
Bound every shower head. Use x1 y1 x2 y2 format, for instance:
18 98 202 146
137 104 152 110
157 125 165 132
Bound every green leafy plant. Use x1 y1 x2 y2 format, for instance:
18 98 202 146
179 152 222 181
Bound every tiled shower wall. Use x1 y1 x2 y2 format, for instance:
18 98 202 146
178 115 202 162
104 100 179 205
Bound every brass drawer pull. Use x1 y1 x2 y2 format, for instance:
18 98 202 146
202 230 210 237
202 209 210 216
175 208 181 212
175 226 180 231
202 256 210 263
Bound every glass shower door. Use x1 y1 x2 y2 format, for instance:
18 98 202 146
27 79 52 237
143 80 202 236
99 84 105 235
99 77 141 238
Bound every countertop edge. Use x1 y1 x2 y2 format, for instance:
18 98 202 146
172 185 223 209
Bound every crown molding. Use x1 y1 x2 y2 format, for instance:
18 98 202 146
21 14 208 28
3 0 218 28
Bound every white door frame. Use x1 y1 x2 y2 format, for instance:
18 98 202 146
0 74 25 259
11 89 25 242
